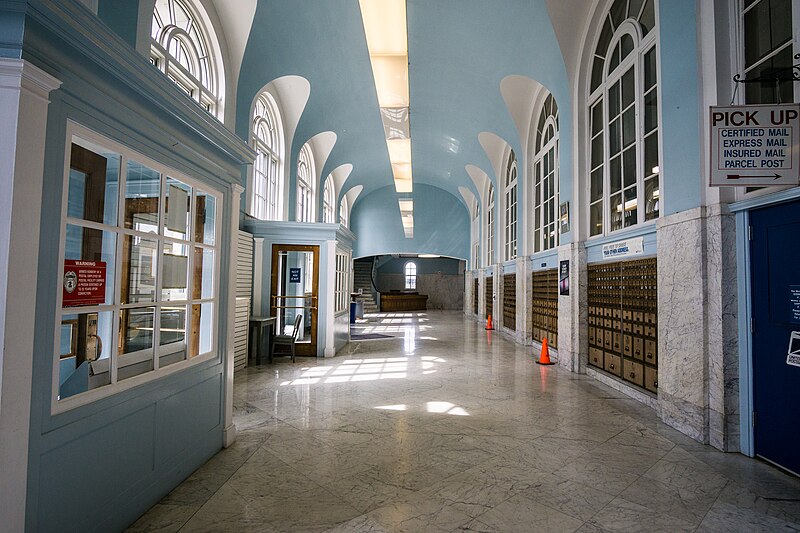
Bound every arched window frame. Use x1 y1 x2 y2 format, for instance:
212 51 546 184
404 261 417 290
587 0 660 237
151 0 224 119
322 176 335 223
503 150 518 261
532 94 560 253
250 91 284 220
296 144 316 222
471 197 480 269
339 196 349 228
486 185 495 266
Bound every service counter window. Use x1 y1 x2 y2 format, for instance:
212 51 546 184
56 124 220 409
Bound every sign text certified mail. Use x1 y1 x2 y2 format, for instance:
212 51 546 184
710 104 800 187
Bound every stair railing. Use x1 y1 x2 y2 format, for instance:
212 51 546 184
370 256 380 311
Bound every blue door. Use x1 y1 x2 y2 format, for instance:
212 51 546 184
750 198 800 475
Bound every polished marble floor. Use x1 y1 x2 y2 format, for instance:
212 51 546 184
130 311 800 532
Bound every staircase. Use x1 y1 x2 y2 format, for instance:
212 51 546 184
353 260 379 314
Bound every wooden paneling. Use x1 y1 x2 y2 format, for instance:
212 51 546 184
587 258 658 393
503 274 516 331
531 269 558 348
380 293 428 312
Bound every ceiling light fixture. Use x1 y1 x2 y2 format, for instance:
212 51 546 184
360 0 413 238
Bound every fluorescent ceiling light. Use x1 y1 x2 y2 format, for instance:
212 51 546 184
359 0 407 55
394 178 413 193
419 254 439 258
370 56 409 107
398 199 413 212
388 139 411 164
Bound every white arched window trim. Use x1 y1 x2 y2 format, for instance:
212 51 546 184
250 91 284 221
471 197 480 270
150 0 225 120
404 261 417 290
323 176 335 223
339 196 349 228
531 94 559 253
503 150 518 261
297 144 316 222
586 0 660 238
486 185 495 266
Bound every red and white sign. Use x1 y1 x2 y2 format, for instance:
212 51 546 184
63 260 106 307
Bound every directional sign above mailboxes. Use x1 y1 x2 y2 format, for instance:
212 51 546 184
710 104 800 187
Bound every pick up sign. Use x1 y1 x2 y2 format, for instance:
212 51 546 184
710 104 800 187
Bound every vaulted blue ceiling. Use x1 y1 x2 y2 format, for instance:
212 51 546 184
236 0 571 258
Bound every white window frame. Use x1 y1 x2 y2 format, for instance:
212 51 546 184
471 197 480 269
297 143 315 223
323 176 335 223
53 121 221 414
404 261 417 290
250 91 284 221
587 0 660 238
150 0 224 120
339 196 349 228
733 0 799 201
532 94 560 253
335 250 351 313
486 185 495 266
504 150 518 261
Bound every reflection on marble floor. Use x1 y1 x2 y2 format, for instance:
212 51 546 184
129 311 800 533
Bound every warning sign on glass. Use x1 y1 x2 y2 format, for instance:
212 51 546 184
63 260 106 307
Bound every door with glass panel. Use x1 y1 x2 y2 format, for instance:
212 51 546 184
270 245 319 357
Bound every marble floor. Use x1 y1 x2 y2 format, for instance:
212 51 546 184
129 311 800 532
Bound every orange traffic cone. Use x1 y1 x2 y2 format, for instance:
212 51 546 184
485 314 494 330
536 337 555 365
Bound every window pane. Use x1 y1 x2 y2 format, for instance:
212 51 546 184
770 0 792 50
590 202 604 236
591 133 605 169
609 81 621 118
195 190 216 245
64 225 116 307
58 311 113 399
121 235 158 304
591 56 605 93
68 142 120 226
644 47 657 91
621 68 635 109
644 133 660 180
159 305 187 368
164 177 191 240
744 0 772 68
610 193 623 231
125 160 161 233
119 307 155 380
609 41 622 73
624 186 638 227
609 118 621 156
745 46 795 104
639 0 655 36
162 243 190 301
610 156 622 193
622 108 636 148
591 101 603 135
623 147 637 188
645 176 660 221
644 89 658 134
620 34 634 63
610 0 627 29
597 17 614 58
190 302 214 357
591 168 604 202
193 247 214 299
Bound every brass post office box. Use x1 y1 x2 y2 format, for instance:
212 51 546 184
633 337 644 360
552 333 557 347
588 327 596 345
613 331 622 352
604 353 622 376
589 347 603 367
622 310 632 321
604 318 612 329
645 366 658 392
644 325 656 338
633 323 644 335
623 334 633 356
612 319 621 331
612 309 621 319
604 330 613 349
589 315 595 326
622 321 632 333
644 312 656 325
644 340 657 364
624 359 644 387
604 308 612 317
633 311 644 323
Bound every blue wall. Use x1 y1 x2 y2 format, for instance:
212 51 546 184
97 0 139 48
351 184 470 259
658 0 702 216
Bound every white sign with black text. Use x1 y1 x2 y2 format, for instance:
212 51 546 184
602 237 644 260
710 104 800 187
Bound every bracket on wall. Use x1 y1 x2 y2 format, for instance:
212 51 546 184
732 53 800 85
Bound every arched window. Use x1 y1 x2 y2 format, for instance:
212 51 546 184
471 197 480 269
251 91 284 220
151 0 223 119
486 185 495 266
532 94 559 252
504 150 518 261
296 144 315 222
323 176 335 223
587 0 659 237
404 261 417 290
339 196 349 228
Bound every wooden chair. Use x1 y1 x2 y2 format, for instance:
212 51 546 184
271 314 302 362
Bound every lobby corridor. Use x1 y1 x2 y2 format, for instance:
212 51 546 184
130 312 800 532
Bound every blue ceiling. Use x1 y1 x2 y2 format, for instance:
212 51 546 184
236 0 570 254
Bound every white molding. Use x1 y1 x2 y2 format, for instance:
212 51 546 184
223 182 244 447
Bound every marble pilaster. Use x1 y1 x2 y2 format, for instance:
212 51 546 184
557 243 587 373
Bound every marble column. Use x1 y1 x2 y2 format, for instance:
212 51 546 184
514 257 527 345
557 242 587 373
521 256 534 347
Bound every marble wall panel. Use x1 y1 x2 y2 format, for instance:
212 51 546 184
557 243 587 373
378 273 465 310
